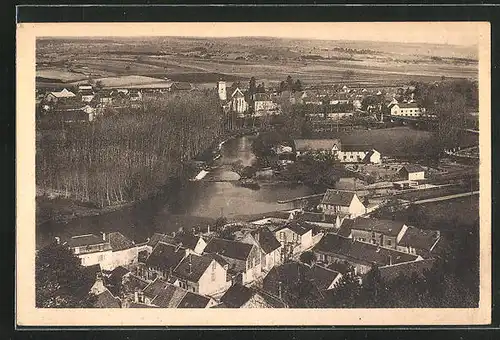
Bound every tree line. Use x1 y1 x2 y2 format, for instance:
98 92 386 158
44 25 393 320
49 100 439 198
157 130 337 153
36 91 224 207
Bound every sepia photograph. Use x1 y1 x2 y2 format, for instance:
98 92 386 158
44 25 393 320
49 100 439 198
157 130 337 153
16 21 491 326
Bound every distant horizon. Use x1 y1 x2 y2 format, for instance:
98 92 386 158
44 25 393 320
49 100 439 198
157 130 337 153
32 22 482 46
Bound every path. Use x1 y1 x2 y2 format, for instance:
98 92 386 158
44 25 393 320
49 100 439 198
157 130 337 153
409 191 479 205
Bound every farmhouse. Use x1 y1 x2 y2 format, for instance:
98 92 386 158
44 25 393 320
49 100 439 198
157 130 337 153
78 88 95 103
172 253 231 297
337 144 381 164
204 237 262 285
65 234 113 268
170 82 193 92
390 103 425 117
313 233 421 275
146 232 207 256
329 92 349 105
293 139 341 157
398 164 425 181
379 258 436 282
396 227 441 256
318 190 366 218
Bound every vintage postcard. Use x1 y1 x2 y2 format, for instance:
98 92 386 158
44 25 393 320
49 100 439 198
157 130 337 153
16 22 491 326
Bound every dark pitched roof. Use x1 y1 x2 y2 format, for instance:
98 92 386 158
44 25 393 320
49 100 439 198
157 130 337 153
109 266 130 282
79 89 94 96
321 190 356 207
309 265 342 291
205 238 253 261
254 228 282 254
341 144 373 152
379 259 435 282
299 212 337 224
275 221 313 236
253 288 288 308
400 164 425 173
106 232 135 251
398 227 440 252
94 289 121 308
313 233 419 266
351 218 406 237
338 218 354 237
150 283 187 308
395 102 420 109
177 292 212 308
143 277 170 300
65 234 109 248
220 283 255 308
147 233 168 248
173 254 214 283
175 234 202 250
293 139 341 152
145 242 186 271
326 261 353 274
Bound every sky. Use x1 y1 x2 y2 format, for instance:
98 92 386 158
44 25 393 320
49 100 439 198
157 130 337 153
33 22 484 46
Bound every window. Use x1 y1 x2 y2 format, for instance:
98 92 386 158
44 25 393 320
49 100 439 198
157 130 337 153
387 239 392 246
280 232 285 240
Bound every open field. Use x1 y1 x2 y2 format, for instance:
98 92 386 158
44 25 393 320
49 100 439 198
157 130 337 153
36 37 478 88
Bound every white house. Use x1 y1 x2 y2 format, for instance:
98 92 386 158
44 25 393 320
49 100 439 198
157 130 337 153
253 93 276 116
337 144 381 164
237 227 283 273
204 238 262 285
65 234 113 268
172 253 231 297
390 103 426 117
318 190 366 218
274 222 314 260
399 164 425 181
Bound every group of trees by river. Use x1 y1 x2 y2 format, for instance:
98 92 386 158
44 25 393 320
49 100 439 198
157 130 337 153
36 91 224 208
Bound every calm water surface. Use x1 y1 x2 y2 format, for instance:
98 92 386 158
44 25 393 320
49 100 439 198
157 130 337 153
36 135 312 248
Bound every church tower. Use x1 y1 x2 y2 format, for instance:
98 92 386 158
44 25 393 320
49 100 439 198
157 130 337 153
217 81 227 101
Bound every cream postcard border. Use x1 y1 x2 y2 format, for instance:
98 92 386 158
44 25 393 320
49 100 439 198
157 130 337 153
16 22 491 326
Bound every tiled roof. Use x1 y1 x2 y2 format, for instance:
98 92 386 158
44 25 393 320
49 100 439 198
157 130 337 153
379 259 435 282
109 266 130 282
395 102 420 109
66 234 109 248
351 218 405 237
173 254 214 283
220 283 254 308
293 139 341 152
177 292 212 308
309 265 342 291
205 238 253 261
321 190 356 207
400 164 425 173
254 228 281 254
338 218 354 237
341 144 373 152
106 232 135 251
275 221 313 236
143 277 170 300
299 212 337 224
94 289 121 308
175 234 202 250
171 82 192 90
398 227 440 252
313 233 419 266
150 283 187 308
147 232 168 248
145 241 186 272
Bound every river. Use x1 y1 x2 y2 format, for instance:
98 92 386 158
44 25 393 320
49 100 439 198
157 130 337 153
36 135 313 249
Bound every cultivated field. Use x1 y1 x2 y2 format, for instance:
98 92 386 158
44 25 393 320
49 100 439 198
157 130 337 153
36 37 478 88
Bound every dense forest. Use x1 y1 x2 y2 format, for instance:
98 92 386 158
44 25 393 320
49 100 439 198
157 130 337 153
36 91 224 207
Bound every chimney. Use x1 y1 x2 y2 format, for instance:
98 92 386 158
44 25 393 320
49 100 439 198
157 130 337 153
278 281 282 299
188 256 192 274
102 232 106 241
207 225 210 234
54 236 60 245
